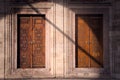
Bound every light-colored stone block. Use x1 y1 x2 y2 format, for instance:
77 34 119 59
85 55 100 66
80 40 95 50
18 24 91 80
55 0 64 77
0 15 4 78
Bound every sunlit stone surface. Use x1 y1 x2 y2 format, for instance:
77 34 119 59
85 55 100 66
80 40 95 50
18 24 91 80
0 0 120 80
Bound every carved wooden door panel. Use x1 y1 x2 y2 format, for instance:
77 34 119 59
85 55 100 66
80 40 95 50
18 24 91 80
89 16 103 68
18 17 32 68
76 15 103 68
18 15 45 68
32 17 45 68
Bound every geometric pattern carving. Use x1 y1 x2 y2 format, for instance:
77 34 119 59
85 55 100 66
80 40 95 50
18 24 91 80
20 28 28 51
32 17 45 68
18 15 45 68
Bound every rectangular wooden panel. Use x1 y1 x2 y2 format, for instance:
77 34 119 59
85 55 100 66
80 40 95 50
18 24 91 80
18 17 33 68
32 17 45 68
89 15 103 68
75 15 90 68
75 15 103 68
17 15 45 68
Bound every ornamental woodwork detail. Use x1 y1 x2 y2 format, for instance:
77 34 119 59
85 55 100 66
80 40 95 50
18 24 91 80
20 28 28 51
18 15 45 68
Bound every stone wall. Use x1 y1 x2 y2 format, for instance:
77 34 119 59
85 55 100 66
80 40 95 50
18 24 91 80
111 0 120 79
0 0 4 78
0 0 120 80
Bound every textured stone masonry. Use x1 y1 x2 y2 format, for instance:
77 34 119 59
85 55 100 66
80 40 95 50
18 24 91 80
0 0 120 79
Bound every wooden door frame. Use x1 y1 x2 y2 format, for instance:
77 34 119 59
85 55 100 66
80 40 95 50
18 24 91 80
66 7 112 78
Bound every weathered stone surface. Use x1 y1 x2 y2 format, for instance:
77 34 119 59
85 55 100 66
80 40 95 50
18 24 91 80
0 0 120 79
111 0 120 78
0 15 4 78
55 0 64 77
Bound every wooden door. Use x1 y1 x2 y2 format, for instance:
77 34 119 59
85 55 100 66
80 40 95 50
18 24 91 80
75 14 103 68
75 16 90 68
32 17 45 68
17 15 45 68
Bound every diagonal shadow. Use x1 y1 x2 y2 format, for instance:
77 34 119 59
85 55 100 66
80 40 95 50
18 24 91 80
24 2 103 67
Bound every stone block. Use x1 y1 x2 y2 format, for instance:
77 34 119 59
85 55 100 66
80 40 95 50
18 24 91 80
0 15 4 79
